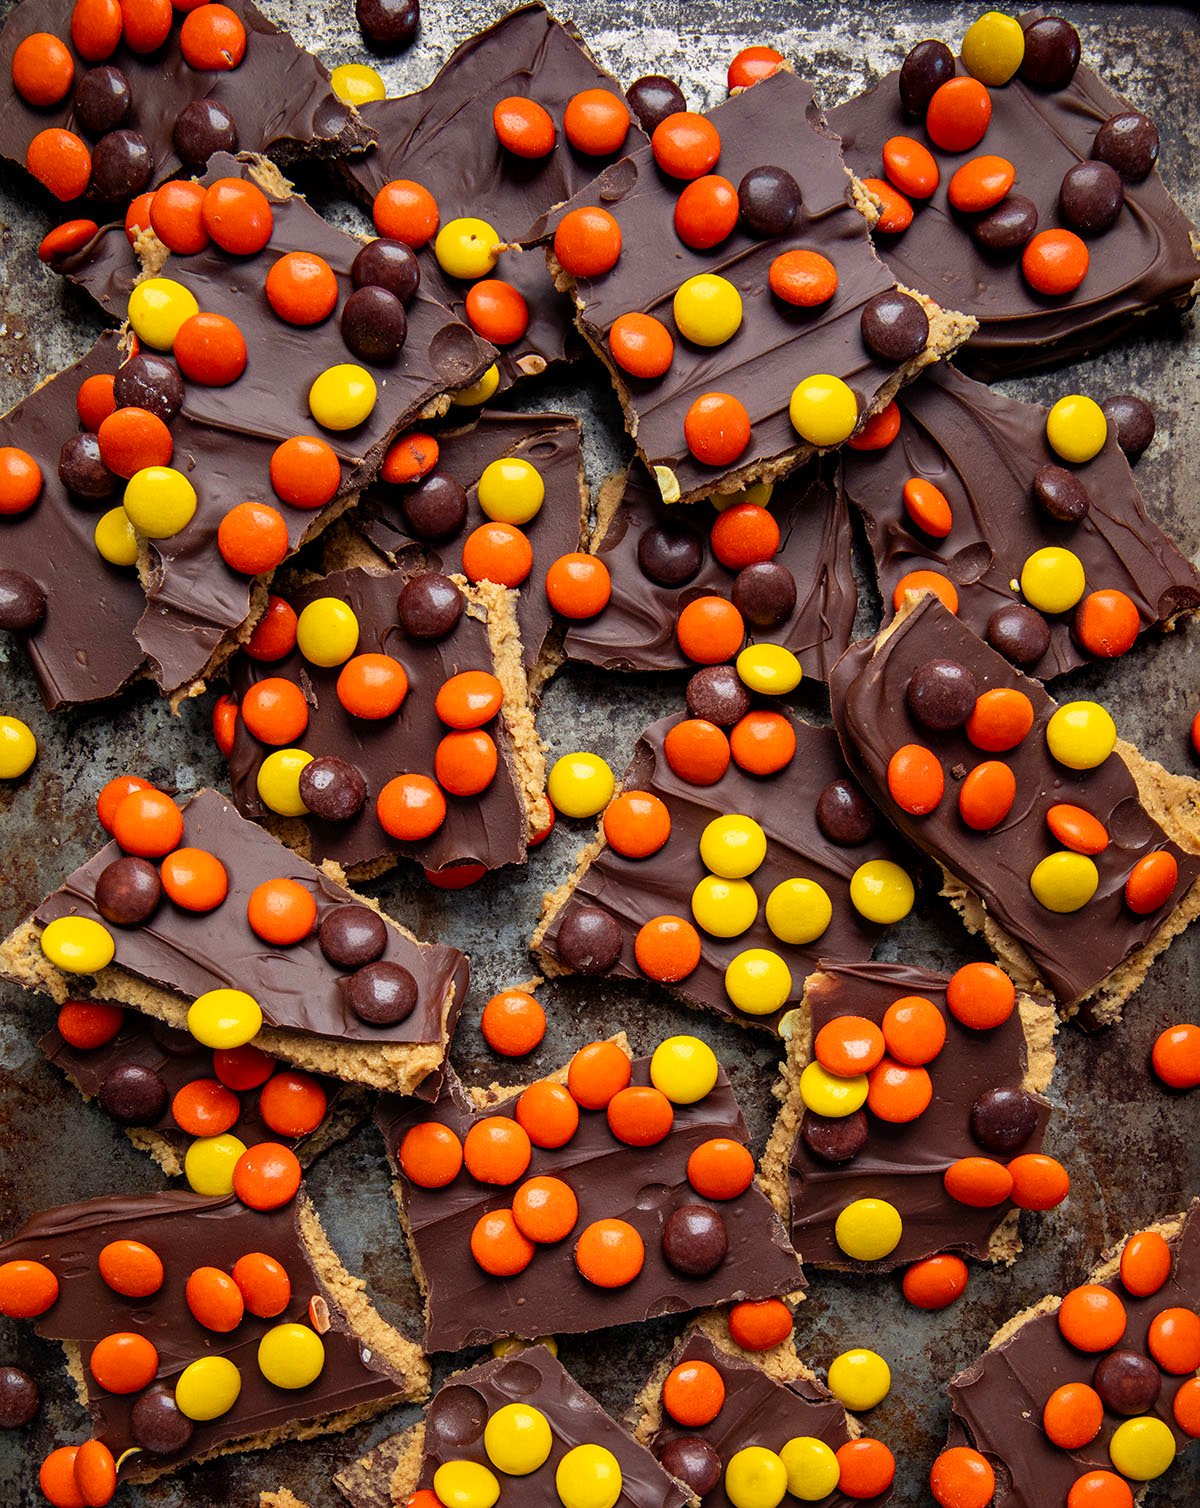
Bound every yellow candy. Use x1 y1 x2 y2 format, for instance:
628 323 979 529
725 948 792 1016
765 878 832 945
451 364 501 406
188 987 263 1049
330 62 386 107
555 1443 622 1508
1108 1415 1175 1480
548 751 614 818
174 1355 241 1421
961 10 1025 85
40 916 114 974
1046 700 1116 770
712 480 773 512
94 506 139 566
736 643 802 695
789 374 858 446
1030 850 1099 912
691 874 758 937
723 1445 788 1508
827 1348 891 1410
1046 394 1107 464
435 217 501 280
127 277 199 350
491 1335 558 1358
849 859 915 924
1020 547 1086 613
699 813 767 878
184 1133 246 1196
799 1061 868 1118
478 457 545 524
483 1402 553 1475
650 1035 719 1104
433 1459 501 1508
258 1323 326 1389
0 715 36 779
297 596 360 667
123 465 197 538
779 1437 841 1502
673 273 743 346
309 363 377 430
834 1197 903 1262
257 747 313 816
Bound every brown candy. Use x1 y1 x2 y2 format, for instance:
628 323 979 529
555 906 622 974
906 658 978 732
661 1204 728 1275
344 960 418 1025
95 856 162 927
398 572 465 639
800 1108 868 1163
98 1063 167 1125
686 665 751 727
298 756 367 822
657 1435 723 1495
970 1086 1039 1152
815 779 876 845
318 905 389 969
0 1365 39 1429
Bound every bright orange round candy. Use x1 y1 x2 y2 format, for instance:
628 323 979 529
512 1175 579 1244
259 1069 328 1137
887 742 944 815
958 759 1017 831
122 0 172 54
239 677 308 745
662 1359 725 1427
1043 1381 1103 1449
930 1446 995 1508
1057 1283 1127 1352
179 3 247 70
515 1080 580 1149
1076 589 1139 659
1067 1473 1134 1508
575 1217 645 1287
1151 1024 1200 1089
213 1044 274 1091
564 88 630 155
727 45 784 91
232 1251 291 1317
464 279 529 345
663 718 731 784
926 76 992 152
814 1015 885 1077
77 373 118 432
270 435 341 508
965 687 1034 752
1023 229 1089 295
730 709 795 774
265 251 339 326
74 1438 117 1508
462 522 534 587
125 192 155 245
553 205 622 278
711 503 780 569
1125 850 1178 915
728 1297 792 1351
1046 804 1109 855
186 1265 245 1332
608 312 674 378
12 32 75 106
0 445 43 515
676 595 745 664
336 653 409 719
903 477 953 538
1148 1306 1200 1373
687 1137 754 1200
604 790 671 858
232 1141 302 1210
893 569 958 613
943 1156 1013 1207
882 135 939 199
1174 1377 1200 1438
98 775 154 834
89 1331 158 1393
652 111 721 180
868 1057 933 1123
463 1116 532 1185
202 177 273 256
377 774 447 841
471 1208 535 1276
217 500 289 575
684 393 751 466
399 1121 463 1188
58 1001 125 1050
150 179 209 254
97 406 173 478
0 1258 58 1318
1120 1228 1172 1296
946 962 1015 1030
112 787 184 858
26 128 92 201
71 0 121 61
97 1239 163 1298
434 728 497 797
382 432 439 485
673 174 739 250
567 1039 632 1109
247 597 298 662
635 915 702 982
863 177 914 234
1008 1154 1069 1211
434 669 503 729
160 846 229 912
247 877 317 946
902 1253 968 1310
768 248 838 307
546 553 612 619
492 95 557 158
171 1077 240 1137
836 1439 895 1500
881 995 946 1066
38 1446 84 1508
39 217 101 266
480 989 546 1057
948 154 1015 212
373 180 439 247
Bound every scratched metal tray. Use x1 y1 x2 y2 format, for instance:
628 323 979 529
1 1 1199 1503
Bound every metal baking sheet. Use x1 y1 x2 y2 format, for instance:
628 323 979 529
1 2 1198 1503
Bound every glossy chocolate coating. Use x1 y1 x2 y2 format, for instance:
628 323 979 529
815 778 877 845
403 474 469 542
737 165 800 237
860 289 929 363
0 1366 39 1429
1093 110 1160 181
731 561 797 628
318 905 388 968
1019 16 1081 90
344 961 418 1026
351 237 420 302
986 603 1052 667
686 665 751 728
397 572 465 640
172 98 239 165
298 756 367 823
95 855 163 926
899 39 955 116
554 906 623 974
801 1108 869 1164
661 1205 728 1276
356 0 419 51
112 352 184 420
1092 1349 1162 1416
1101 394 1156 460
656 1435 722 1496
340 284 408 363
906 657 978 731
97 1063 168 1125
627 75 687 134
970 1086 1039 1152
0 570 47 632
74 66 132 135
90 128 154 200
1059 159 1124 234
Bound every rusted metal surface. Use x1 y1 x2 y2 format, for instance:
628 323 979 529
1 2 1199 1504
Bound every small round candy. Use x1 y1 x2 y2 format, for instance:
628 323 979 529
173 97 239 163
736 643 801 695
662 1205 728 1276
1020 15 1081 88
1101 394 1155 460
860 290 929 362
827 1348 891 1410
650 1035 718 1104
801 1110 867 1168
0 1365 39 1429
1046 700 1117 769
330 62 386 107
1108 1416 1175 1481
1024 228 1090 294
547 751 614 818
903 1253 969 1311
478 457 544 524
764 878 832 945
627 75 686 133
94 506 140 565
1093 111 1160 182
779 1436 840 1503
926 76 992 152
816 779 876 844
727 45 784 91
98 1063 166 1125
899 39 956 116
435 216 500 279
341 285 407 363
731 563 796 629
188 988 263 1050
1151 1025 1200 1090
1031 850 1099 912
556 1444 622 1508
1021 546 1086 613
344 961 417 1026
174 1356 242 1421
555 907 622 974
834 1198 903 1262
0 569 46 631
725 948 792 1016
308 364 377 430
948 153 1015 212
1046 394 1107 463
0 716 36 779
41 915 115 974
973 192 1039 252
1033 463 1091 523
699 813 766 878
0 1259 59 1318
724 1446 787 1508
738 165 801 237
907 658 978 731
127 278 200 350
971 1086 1038 1152
673 274 743 347
987 603 1051 666
258 1323 325 1389
296 596 359 667
123 465 197 538
800 1062 868 1118
1093 1351 1163 1417
185 1134 246 1197
692 874 758 937
482 1402 552 1476
1059 1283 1127 1352
789 374 858 446
961 10 1025 85
257 748 313 817
657 1438 722 1498
930 1447 996 1508
1060 160 1125 235
849 860 914 924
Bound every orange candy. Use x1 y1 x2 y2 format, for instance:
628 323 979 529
38 1446 85 1508
948 155 1015 213
471 1208 535 1276
1057 1283 1127 1352
674 174 739 250
684 392 751 467
40 218 100 264
435 670 503 729
247 596 298 662
89 1331 158 1393
337 653 409 719
728 1297 792 1351
231 1251 291 1317
112 787 184 858
663 718 731 785
74 1438 117 1508
0 1258 58 1318
946 962 1015 1030
150 179 210 254
12 32 75 105
887 742 944 815
121 0 172 53
492 96 557 158
480 989 546 1058
213 1044 274 1091
1125 850 1178 915
77 373 118 432
893 569 957 613
676 595 745 664
373 180 439 247
1044 1381 1103 1448
125 192 155 245
1046 804 1109 855
711 503 780 570
929 1446 995 1508
635 914 702 982
202 177 273 256
259 1069 328 1137
652 112 721 180
239 676 308 745
554 205 622 278
1076 588 1139 659
958 759 1017 831
902 1253 968 1310
814 1015 885 1077
564 89 630 155
232 1141 302 1210
174 311 248 386
512 1175 579 1243
687 1138 754 1200
1174 1377 1200 1438
27 128 92 201
864 177 914 234
71 0 122 61
1120 1228 1172 1296
1023 229 1089 295
383 433 439 485
882 135 939 198
186 1265 246 1332
727 45 784 91
376 774 447 840
1148 1306 1200 1373
965 687 1034 752
462 521 534 587
662 1359 725 1426
881 995 946 1066
218 500 289 575
98 775 153 834
247 877 317 946
575 1217 645 1287
608 312 674 378
97 406 173 478
1152 1024 1200 1089
926 76 992 152
1067 1474 1133 1508
943 1156 1014 1208
544 552 612 620
607 1084 675 1146
0 445 43 514
465 279 529 345
1008 1154 1069 1211
768 249 839 307
271 435 341 509
568 1040 632 1109
604 790 671 858
868 1057 933 1123
171 1077 240 1137
160 847 229 912
179 3 247 70
97 1239 163 1299
399 1121 464 1188
730 709 795 775
435 728 498 796
265 251 339 326
836 1439 895 1500
515 1080 580 1149
903 477 952 538
58 1000 125 1050
463 1116 532 1185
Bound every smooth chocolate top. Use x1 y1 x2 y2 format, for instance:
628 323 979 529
787 961 1051 1270
643 1332 879 1508
947 1200 1200 1507
828 41 1200 376
343 3 648 390
358 409 586 674
29 787 466 1051
840 364 1200 679
538 712 912 1036
415 1345 690 1508
0 332 147 709
538 69 934 503
563 456 858 684
375 1056 803 1352
0 0 369 203
0 1189 407 1476
828 594 1200 1011
226 564 529 875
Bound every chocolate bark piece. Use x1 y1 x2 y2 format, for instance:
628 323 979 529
0 1187 426 1482
46 153 493 702
355 409 589 688
225 547 549 881
758 961 1056 1272
39 1012 366 1178
828 36 1200 377
0 0 371 204
0 332 148 709
374 1036 802 1352
828 592 1200 1026
336 1344 691 1508
840 364 1200 678
341 3 649 391
563 456 857 684
628 1313 882 1508
533 712 915 1037
944 1200 1200 1508
0 787 468 1094
535 69 974 506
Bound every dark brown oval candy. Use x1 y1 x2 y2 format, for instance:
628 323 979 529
906 658 978 731
1100 394 1155 460
800 1108 868 1163
970 1086 1039 1152
1059 160 1124 235
0 1366 39 1429
95 855 162 926
91 129 154 201
173 98 239 165
555 906 622 974
738 165 801 237
130 1388 194 1455
637 521 703 586
344 960 418 1025
0 569 47 632
319 905 389 969
815 780 876 845
114 353 184 421
341 285 408 364
356 0 419 50
860 290 929 363
398 572 465 639
731 561 796 628
971 193 1039 253
352 238 421 303
403 474 468 542
1019 16 1081 89
74 66 132 136
1033 464 1090 523
98 1064 167 1126
627 75 686 134
1093 111 1160 182
987 603 1051 667
1092 1350 1162 1416
686 664 751 727
298 757 366 823
657 1436 723 1496
59 433 117 505
661 1204 728 1275
899 39 955 117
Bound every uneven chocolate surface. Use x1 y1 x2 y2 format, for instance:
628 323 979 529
357 410 586 675
828 593 1200 1009
0 0 370 204
947 1201 1200 1508
343 3 648 389
786 961 1051 1270
840 364 1200 678
563 456 857 684
226 564 530 876
24 787 466 1049
538 712 913 1036
375 1053 802 1351
829 40 1200 375
0 1189 408 1476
